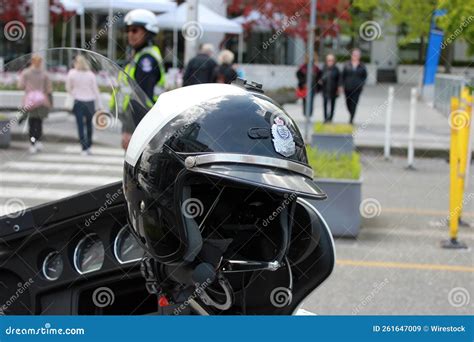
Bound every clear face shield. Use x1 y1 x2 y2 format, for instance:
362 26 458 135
1 48 153 216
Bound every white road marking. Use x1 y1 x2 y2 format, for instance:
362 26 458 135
31 153 124 165
4 161 122 173
0 172 119 186
0 187 76 200
61 145 125 157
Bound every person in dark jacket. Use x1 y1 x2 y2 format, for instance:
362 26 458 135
321 54 340 122
183 44 217 86
341 48 367 124
296 54 321 118
214 49 237 84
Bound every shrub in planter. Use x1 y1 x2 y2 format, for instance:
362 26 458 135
311 122 354 155
0 114 11 148
307 146 362 238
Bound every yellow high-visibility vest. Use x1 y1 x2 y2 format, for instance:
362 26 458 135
110 45 166 113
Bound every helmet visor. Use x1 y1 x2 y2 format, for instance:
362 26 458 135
183 154 326 200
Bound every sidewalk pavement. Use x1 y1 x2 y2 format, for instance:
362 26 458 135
7 84 471 154
284 84 466 154
9 111 122 148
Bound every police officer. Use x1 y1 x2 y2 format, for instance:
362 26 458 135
118 9 166 149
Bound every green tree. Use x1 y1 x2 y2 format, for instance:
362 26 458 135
351 0 474 70
437 0 474 55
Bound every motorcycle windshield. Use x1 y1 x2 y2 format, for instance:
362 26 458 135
0 48 152 218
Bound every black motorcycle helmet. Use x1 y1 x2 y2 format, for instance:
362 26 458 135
123 80 326 271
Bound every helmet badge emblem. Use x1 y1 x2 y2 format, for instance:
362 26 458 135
271 117 295 157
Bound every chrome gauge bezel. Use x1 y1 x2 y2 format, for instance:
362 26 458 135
113 226 144 264
42 251 64 281
73 233 104 275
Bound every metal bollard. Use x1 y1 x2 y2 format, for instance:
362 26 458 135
442 95 469 249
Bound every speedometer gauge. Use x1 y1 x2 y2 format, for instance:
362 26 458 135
73 234 104 274
114 226 144 264
42 251 63 281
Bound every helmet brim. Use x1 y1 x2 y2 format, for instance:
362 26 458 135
188 163 327 200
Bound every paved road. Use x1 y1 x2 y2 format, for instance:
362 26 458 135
1 140 472 315
0 140 123 215
303 152 474 315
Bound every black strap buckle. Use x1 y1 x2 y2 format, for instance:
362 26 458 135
140 257 161 295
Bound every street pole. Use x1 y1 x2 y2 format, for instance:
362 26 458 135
80 13 86 49
107 0 114 59
32 0 50 53
407 87 417 169
384 86 394 160
184 0 199 65
304 0 317 143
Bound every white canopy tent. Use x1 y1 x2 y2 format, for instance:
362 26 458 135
156 3 244 65
57 0 176 58
232 10 286 32
79 0 177 58
58 0 85 15
79 0 176 13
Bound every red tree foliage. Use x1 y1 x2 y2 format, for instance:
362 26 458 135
228 0 351 40
0 0 75 25
0 0 28 23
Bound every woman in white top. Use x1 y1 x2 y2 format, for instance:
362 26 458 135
66 55 103 155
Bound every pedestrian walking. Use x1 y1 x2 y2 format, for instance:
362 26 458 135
66 55 103 155
214 49 237 84
17 54 52 154
296 54 321 118
183 44 217 86
321 54 340 123
341 48 367 124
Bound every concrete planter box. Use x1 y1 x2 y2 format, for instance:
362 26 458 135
311 133 354 155
0 119 11 148
309 178 362 238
